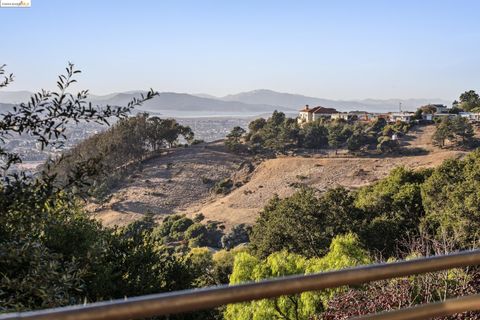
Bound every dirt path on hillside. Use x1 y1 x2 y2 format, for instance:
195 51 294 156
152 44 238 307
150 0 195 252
404 125 440 151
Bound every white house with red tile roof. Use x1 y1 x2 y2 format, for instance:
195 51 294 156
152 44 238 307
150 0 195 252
298 105 338 124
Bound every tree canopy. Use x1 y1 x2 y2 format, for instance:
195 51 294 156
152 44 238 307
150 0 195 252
225 234 370 320
230 111 407 155
250 187 363 258
457 90 480 111
432 117 474 148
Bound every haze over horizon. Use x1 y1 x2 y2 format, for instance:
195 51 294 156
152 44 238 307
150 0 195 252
1 0 480 101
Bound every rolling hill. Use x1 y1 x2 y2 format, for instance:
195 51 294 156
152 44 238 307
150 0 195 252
88 92 294 116
90 125 467 229
0 91 294 117
0 89 451 117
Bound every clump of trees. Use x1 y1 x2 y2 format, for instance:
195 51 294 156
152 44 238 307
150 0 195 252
432 117 474 148
152 213 224 249
244 111 300 152
413 104 439 120
51 113 194 199
225 126 246 152
225 111 409 155
421 149 480 247
250 188 362 258
453 90 480 112
249 152 480 259
354 167 427 255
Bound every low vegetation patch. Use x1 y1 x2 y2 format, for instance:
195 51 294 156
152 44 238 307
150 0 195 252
212 178 234 195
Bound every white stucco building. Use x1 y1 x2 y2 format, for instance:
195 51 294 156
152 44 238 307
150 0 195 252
298 105 338 124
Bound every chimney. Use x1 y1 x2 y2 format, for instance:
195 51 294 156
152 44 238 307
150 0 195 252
305 104 309 110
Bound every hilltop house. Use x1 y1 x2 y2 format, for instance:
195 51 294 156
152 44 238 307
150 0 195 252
431 104 449 113
331 112 358 121
422 113 434 121
349 111 373 122
459 112 471 119
297 105 338 124
471 113 480 122
459 112 480 122
433 113 457 121
389 112 414 123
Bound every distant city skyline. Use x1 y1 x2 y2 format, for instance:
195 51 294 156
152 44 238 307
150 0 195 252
1 0 479 101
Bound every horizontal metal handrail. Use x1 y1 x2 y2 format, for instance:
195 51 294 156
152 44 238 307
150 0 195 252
354 294 480 320
1 250 480 320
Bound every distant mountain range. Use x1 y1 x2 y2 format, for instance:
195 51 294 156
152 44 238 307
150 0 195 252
219 89 451 113
0 89 451 117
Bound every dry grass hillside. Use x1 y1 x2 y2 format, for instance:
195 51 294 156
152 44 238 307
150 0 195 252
90 125 468 228
89 142 251 227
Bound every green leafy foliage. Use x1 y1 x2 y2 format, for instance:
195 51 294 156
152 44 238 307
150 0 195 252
327 123 343 154
355 167 427 256
421 150 480 247
0 239 86 311
301 122 329 149
456 90 480 111
221 224 251 249
225 234 370 320
225 126 246 152
183 246 248 288
151 214 223 249
250 187 363 258
376 135 399 153
0 174 201 312
212 178 234 195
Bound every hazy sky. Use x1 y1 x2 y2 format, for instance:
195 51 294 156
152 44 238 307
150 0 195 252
1 0 479 100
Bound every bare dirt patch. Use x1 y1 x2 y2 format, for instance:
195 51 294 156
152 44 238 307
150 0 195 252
190 150 463 228
90 141 250 227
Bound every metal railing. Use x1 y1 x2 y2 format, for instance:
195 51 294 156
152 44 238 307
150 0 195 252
355 294 480 320
1 250 480 320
